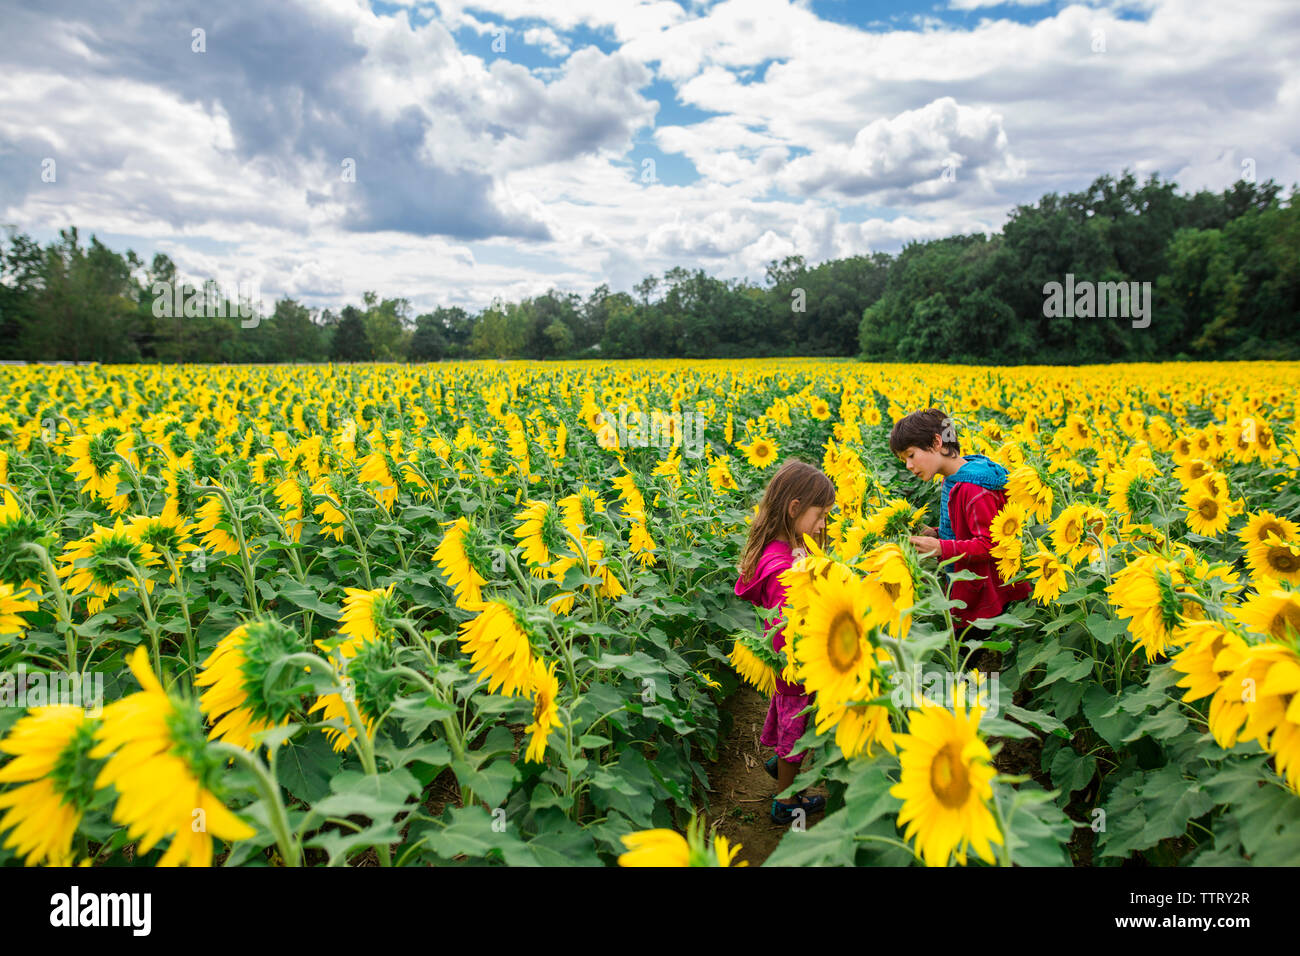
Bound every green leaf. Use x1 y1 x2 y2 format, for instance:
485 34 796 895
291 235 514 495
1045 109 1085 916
1034 650 1094 688
1049 746 1098 796
998 784 1073 867
1003 703 1069 739
450 755 518 810
1082 685 1140 751
275 731 341 804
313 768 423 821
420 805 538 866
276 584 341 619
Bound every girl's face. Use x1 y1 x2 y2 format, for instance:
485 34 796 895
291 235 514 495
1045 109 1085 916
900 434 946 482
788 500 831 546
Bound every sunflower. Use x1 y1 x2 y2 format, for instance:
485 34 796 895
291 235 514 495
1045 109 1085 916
857 542 919 640
272 475 307 543
618 814 744 867
629 521 657 568
458 601 537 697
890 692 1002 867
358 450 399 510
611 471 647 522
0 582 40 639
1106 554 1200 662
310 474 348 543
193 493 240 558
1232 588 1300 643
1239 510 1299 550
790 568 894 708
57 519 162 614
558 486 607 540
524 658 562 763
583 536 626 600
1174 458 1213 490
434 517 492 610
65 431 126 507
741 436 779 469
514 501 565 576
1170 620 1248 702
1182 484 1231 537
1006 466 1054 523
0 706 100 866
1246 532 1300 586
864 498 927 539
1049 503 1090 567
810 397 831 420
707 455 738 493
730 636 778 697
617 829 689 866
195 620 304 750
127 502 198 574
815 673 896 759
1024 548 1068 605
1207 641 1294 752
91 646 255 866
1104 465 1153 520
338 585 399 647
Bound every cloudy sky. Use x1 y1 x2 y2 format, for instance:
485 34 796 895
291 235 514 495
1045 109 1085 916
2 0 1297 315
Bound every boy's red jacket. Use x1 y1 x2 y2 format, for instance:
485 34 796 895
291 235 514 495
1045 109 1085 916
939 483 1032 629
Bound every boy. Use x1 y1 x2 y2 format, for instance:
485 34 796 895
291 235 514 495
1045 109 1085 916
889 408 1031 651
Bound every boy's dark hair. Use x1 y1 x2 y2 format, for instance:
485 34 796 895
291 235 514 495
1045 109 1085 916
889 408 961 458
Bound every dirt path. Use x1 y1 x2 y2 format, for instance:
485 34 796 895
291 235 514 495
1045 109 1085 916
705 683 820 866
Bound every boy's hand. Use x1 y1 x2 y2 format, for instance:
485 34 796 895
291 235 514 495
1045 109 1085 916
909 535 942 558
918 524 938 536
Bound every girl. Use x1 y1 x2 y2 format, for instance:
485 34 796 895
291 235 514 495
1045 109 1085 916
889 408 1031 645
734 459 836 825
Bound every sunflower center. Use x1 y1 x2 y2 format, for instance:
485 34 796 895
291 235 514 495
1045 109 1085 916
1270 605 1300 641
1197 499 1219 521
929 741 972 809
1258 522 1285 542
826 611 862 673
1267 547 1299 575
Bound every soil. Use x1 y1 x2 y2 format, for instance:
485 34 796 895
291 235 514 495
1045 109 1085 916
705 683 826 866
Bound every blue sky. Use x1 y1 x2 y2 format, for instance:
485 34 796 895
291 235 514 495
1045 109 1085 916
1 0 1295 314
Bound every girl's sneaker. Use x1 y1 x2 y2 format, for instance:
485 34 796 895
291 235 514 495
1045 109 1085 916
770 793 827 824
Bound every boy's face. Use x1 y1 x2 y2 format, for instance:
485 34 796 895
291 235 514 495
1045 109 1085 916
788 500 832 546
899 434 946 482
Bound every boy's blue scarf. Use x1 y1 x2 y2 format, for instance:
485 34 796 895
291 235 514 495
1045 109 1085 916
938 454 1009 540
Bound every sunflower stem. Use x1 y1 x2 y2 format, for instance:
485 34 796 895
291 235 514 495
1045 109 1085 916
211 742 300 867
161 551 196 678
204 483 261 615
121 558 163 682
23 543 75 672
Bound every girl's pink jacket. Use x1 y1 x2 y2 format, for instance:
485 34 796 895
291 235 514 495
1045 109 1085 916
734 539 804 695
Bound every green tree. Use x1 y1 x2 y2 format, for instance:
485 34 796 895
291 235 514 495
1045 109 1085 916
331 305 373 361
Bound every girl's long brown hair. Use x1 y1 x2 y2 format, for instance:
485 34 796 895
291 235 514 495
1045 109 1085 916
737 459 836 583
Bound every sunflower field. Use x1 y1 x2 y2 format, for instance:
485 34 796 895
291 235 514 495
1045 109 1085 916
0 359 1297 867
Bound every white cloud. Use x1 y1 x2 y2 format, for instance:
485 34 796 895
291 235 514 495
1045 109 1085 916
2 0 1298 313
522 26 573 57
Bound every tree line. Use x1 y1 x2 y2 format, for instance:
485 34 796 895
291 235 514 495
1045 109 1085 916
1 169 1295 365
